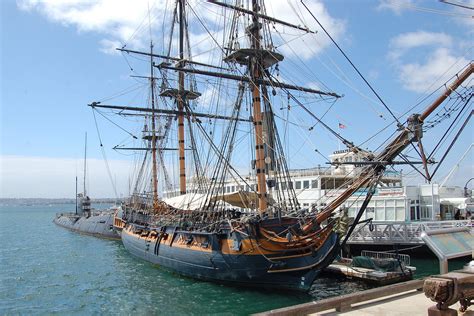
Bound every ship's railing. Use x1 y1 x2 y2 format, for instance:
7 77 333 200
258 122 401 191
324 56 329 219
361 250 411 266
348 220 473 245
288 167 334 177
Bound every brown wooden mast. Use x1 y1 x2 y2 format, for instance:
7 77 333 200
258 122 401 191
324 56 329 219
150 42 159 209
177 0 187 195
250 0 267 213
306 62 473 230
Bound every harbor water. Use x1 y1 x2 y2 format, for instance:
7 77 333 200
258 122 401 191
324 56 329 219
0 201 467 315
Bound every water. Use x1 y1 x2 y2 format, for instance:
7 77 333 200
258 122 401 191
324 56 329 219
0 202 467 315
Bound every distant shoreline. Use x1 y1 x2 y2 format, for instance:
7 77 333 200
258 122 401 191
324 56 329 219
0 198 124 206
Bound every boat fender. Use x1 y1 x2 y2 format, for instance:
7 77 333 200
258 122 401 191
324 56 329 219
369 222 375 232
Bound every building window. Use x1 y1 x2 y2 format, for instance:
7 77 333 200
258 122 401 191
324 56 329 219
421 206 431 220
295 181 301 189
385 199 395 221
375 200 384 221
410 206 420 221
366 207 375 221
311 180 318 189
420 196 433 220
303 180 310 189
349 207 356 218
395 200 405 221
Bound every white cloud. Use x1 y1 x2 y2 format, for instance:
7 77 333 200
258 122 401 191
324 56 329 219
388 31 469 93
377 0 417 15
389 30 453 60
0 155 133 198
18 0 342 61
265 1 345 60
397 48 469 93
306 81 322 91
17 0 166 52
99 39 122 55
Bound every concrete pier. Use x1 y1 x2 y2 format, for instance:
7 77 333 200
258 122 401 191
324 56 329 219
255 279 473 315
314 290 471 315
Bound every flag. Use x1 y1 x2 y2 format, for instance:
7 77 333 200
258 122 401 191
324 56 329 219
338 123 346 129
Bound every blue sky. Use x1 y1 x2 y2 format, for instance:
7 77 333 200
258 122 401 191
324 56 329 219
1 0 472 198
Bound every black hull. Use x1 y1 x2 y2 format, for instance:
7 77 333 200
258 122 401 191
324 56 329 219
121 225 339 291
54 212 120 240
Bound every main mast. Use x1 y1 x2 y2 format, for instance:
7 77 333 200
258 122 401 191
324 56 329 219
150 42 159 209
177 0 187 195
250 0 267 213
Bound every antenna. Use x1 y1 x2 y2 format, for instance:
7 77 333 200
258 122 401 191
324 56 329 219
75 176 78 215
83 132 87 196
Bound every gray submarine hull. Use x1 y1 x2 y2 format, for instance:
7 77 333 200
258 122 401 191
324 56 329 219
54 209 120 240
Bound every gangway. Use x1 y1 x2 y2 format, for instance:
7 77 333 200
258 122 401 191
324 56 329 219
348 220 472 245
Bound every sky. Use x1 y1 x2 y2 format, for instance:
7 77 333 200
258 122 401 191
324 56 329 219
0 0 473 198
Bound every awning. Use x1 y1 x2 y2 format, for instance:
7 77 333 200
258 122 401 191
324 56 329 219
164 191 274 210
210 191 275 209
163 193 207 210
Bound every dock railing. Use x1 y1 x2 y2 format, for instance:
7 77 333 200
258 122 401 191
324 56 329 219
361 250 411 266
348 220 472 245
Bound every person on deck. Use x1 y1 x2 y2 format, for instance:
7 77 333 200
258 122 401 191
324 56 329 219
454 208 461 220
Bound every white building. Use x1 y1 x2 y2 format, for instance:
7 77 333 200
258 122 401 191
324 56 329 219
164 149 472 222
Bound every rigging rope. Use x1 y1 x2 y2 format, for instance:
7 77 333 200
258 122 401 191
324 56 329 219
91 109 119 199
300 0 403 129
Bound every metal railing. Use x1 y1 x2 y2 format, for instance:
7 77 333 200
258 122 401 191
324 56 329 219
361 250 411 266
348 220 473 245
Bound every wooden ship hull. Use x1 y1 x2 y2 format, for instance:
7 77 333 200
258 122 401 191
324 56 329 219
85 0 472 293
120 216 339 291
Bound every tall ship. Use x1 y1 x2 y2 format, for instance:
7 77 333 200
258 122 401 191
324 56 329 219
89 0 473 290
